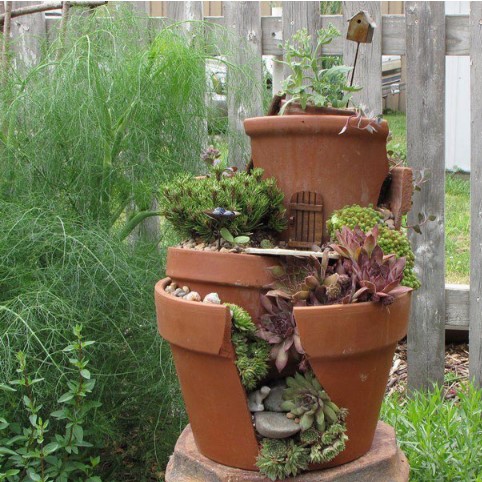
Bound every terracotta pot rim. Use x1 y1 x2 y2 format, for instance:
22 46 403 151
244 115 388 139
166 246 277 288
294 291 411 314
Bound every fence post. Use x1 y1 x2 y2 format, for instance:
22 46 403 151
469 1 482 387
342 1 383 116
405 1 446 390
223 1 263 169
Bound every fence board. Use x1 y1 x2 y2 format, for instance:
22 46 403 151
282 2 323 78
10 1 46 72
406 2 446 391
224 1 263 168
469 1 482 387
343 2 383 115
165 1 203 22
38 14 477 58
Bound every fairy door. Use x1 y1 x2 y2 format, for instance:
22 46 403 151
288 192 323 248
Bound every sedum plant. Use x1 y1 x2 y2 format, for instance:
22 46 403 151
227 303 271 391
160 168 286 242
278 25 361 114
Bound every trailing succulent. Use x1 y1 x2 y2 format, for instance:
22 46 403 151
160 166 286 242
256 372 348 480
256 293 304 372
328 204 420 289
227 303 271 391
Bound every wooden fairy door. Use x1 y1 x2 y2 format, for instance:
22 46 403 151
288 192 323 248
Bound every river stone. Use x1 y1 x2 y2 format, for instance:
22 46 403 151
264 385 286 412
254 412 300 439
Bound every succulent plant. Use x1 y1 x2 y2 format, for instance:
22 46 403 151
160 168 286 242
328 204 420 289
228 303 270 391
256 372 349 479
256 438 310 481
332 226 412 305
256 293 304 372
281 372 345 432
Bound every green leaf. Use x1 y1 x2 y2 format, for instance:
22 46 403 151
220 227 234 243
233 236 250 245
58 392 74 403
80 369 91 380
27 469 41 481
0 383 16 392
43 442 59 455
73 424 83 442
50 409 68 420
0 418 8 430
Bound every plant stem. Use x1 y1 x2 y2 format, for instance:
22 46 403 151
117 210 161 241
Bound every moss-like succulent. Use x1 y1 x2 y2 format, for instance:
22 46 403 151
328 204 420 289
328 204 382 235
160 168 286 241
226 303 256 333
228 303 270 391
256 438 310 481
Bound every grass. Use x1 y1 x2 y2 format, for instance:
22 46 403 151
381 384 482 481
384 112 470 284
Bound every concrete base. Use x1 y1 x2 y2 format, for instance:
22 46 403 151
166 422 409 481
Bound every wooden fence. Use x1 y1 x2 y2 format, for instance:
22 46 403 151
2 1 482 391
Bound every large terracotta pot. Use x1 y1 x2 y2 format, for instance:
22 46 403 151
244 115 389 243
154 247 412 472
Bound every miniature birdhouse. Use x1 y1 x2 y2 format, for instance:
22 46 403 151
346 11 376 43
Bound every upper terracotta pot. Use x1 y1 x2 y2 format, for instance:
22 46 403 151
244 115 389 244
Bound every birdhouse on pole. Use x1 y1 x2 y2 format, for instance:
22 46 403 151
346 11 376 44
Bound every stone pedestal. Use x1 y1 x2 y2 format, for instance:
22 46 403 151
166 421 409 482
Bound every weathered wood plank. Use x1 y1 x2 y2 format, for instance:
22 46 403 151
44 14 471 56
165 1 203 23
469 1 482 386
405 2 446 391
282 2 323 78
343 2 383 115
224 1 263 168
10 1 47 71
446 284 469 330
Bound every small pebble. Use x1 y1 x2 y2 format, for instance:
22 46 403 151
182 286 190 294
165 285 175 294
195 243 205 251
203 292 221 304
184 291 201 302
220 247 229 253
176 290 187 297
173 288 183 296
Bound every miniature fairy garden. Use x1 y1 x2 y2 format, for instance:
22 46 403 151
156 23 417 481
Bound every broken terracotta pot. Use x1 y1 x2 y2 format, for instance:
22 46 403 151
154 247 412 471
244 115 390 245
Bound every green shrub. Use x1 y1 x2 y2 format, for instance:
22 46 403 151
160 168 286 241
381 384 482 481
0 326 100 481
0 200 183 479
